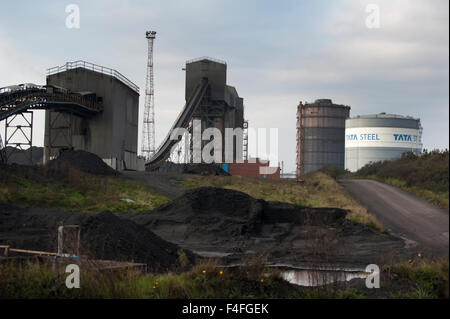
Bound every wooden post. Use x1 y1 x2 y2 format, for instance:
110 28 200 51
0 245 10 257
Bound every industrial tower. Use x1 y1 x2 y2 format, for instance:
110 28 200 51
142 30 157 160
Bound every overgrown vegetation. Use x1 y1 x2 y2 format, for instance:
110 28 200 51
179 171 385 233
388 257 449 299
0 257 364 299
1 255 446 299
0 165 169 213
351 150 449 210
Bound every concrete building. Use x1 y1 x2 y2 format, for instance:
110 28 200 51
43 61 141 170
297 99 350 176
345 113 423 172
185 57 244 162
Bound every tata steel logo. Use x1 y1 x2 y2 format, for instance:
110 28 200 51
346 133 418 143
346 133 380 141
393 134 418 142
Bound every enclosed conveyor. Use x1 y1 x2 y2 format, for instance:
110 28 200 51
145 79 209 170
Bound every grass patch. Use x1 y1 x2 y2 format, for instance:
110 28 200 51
2 256 446 299
0 165 169 213
0 257 364 299
179 171 385 232
389 258 449 299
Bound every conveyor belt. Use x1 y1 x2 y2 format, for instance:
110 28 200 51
0 85 102 121
145 79 208 170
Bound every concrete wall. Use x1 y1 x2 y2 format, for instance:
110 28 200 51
44 67 139 170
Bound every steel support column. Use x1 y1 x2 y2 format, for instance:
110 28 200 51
47 110 73 160
4 111 33 164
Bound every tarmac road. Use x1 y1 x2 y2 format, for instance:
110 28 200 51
340 179 449 256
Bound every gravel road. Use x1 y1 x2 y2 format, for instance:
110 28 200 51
340 179 449 257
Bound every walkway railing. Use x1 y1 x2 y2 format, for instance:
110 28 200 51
46 61 140 94
185 56 227 65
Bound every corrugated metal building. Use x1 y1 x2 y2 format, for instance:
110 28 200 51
345 113 423 172
43 61 140 170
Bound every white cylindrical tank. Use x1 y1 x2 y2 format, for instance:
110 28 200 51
345 113 423 172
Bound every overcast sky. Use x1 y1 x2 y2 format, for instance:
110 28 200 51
0 0 448 173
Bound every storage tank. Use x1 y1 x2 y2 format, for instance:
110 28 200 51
297 99 350 176
345 113 423 172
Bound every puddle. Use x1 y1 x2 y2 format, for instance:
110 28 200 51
202 255 371 287
280 268 369 287
220 263 370 287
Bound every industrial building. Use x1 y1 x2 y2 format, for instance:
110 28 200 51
185 57 245 163
43 61 142 170
345 113 423 172
145 57 246 170
296 99 350 176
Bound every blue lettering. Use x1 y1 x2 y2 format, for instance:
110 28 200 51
394 134 412 142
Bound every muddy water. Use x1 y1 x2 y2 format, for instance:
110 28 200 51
280 268 369 287
198 250 371 287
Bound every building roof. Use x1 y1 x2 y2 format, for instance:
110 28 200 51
226 85 239 97
47 61 140 94
185 56 227 65
303 98 350 109
350 113 419 120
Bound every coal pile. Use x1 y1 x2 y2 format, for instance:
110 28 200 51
124 187 405 268
47 150 118 176
127 187 347 243
0 204 192 272
3 146 43 165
